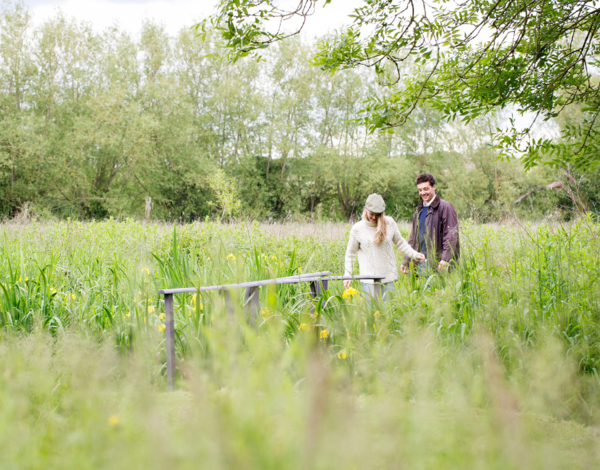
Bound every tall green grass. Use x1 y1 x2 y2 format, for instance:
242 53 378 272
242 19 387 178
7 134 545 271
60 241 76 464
0 218 599 468
1 218 599 376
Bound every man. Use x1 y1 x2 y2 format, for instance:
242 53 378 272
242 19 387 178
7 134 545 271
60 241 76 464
401 173 460 274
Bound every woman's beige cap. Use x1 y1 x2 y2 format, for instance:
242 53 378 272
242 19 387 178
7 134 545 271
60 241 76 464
365 193 385 214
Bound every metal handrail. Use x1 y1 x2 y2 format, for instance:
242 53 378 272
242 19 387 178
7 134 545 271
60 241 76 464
158 271 334 295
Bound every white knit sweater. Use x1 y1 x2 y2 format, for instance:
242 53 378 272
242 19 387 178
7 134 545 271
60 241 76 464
344 216 420 284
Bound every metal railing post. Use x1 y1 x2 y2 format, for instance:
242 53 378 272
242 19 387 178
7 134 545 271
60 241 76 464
373 281 383 300
309 279 329 313
164 293 176 391
223 290 235 320
244 286 260 326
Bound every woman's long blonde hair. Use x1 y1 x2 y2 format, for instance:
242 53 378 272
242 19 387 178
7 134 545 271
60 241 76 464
363 207 387 245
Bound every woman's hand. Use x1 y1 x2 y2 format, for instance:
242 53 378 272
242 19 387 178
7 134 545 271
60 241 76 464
343 279 352 289
415 253 426 262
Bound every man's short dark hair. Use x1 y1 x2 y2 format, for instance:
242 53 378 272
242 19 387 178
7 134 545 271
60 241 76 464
416 173 436 187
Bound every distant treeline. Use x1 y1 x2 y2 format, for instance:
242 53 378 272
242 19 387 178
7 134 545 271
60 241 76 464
0 4 597 221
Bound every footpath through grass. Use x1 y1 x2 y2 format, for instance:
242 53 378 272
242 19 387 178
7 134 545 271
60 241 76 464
0 218 599 468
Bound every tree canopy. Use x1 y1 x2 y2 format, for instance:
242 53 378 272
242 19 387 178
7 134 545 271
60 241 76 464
202 0 600 169
0 3 588 222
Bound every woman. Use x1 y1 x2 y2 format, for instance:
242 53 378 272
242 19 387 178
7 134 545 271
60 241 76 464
344 194 426 300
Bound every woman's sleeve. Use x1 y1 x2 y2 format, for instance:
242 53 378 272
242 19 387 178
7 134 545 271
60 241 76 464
344 228 360 277
392 221 420 259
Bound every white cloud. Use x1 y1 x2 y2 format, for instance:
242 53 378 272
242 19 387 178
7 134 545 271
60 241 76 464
29 0 207 36
25 0 363 39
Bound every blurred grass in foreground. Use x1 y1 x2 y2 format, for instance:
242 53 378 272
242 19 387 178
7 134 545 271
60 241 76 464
0 329 598 469
0 218 599 468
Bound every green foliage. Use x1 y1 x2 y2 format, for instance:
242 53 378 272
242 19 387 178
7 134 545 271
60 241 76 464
0 219 599 468
0 3 583 222
0 218 599 377
205 0 600 169
0 329 598 469
208 168 242 219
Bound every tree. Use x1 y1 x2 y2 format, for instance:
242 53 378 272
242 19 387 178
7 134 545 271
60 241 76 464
0 3 36 215
0 3 573 221
201 0 600 169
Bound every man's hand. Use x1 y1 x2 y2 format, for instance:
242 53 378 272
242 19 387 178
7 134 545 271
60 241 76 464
400 264 408 275
438 260 449 272
343 279 351 289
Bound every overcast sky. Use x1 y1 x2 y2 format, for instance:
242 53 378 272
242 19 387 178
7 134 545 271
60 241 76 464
23 0 363 39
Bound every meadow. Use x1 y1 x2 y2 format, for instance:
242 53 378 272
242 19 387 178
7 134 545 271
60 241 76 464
0 218 599 469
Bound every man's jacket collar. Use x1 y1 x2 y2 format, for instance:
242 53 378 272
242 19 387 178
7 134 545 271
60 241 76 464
417 194 440 211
